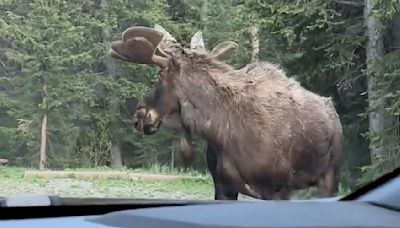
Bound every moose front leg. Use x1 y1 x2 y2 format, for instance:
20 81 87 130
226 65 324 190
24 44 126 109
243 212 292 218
181 101 239 200
206 144 239 200
179 126 194 168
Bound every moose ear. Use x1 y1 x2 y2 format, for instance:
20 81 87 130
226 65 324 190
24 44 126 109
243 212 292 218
190 31 205 51
211 41 238 61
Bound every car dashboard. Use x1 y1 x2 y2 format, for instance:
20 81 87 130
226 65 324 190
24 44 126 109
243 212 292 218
0 168 399 228
0 200 400 228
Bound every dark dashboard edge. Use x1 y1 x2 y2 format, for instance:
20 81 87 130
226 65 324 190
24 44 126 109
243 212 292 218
367 201 400 213
0 200 234 220
341 167 400 201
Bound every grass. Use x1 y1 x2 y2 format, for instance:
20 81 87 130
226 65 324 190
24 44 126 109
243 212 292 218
135 163 211 178
0 166 25 179
0 166 350 200
0 166 214 199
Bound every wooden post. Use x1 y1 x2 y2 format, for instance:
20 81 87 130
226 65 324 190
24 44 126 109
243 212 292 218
102 0 122 168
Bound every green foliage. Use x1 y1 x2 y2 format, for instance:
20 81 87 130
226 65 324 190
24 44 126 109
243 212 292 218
0 0 400 197
0 0 203 169
374 0 400 22
0 167 214 199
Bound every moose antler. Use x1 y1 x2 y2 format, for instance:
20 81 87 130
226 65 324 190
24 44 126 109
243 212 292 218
188 30 237 60
110 25 238 67
153 24 181 57
109 26 170 68
190 31 206 52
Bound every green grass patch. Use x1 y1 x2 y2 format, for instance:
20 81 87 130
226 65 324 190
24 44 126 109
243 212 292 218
0 166 350 200
92 176 214 196
0 166 25 179
134 163 209 178
0 166 214 199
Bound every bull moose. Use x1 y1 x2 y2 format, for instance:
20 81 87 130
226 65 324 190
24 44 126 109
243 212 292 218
134 29 239 166
110 25 344 200
133 29 240 200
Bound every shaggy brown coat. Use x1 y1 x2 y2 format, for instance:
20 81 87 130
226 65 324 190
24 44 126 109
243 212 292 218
110 26 344 200
133 33 239 168
174 54 343 198
132 33 241 200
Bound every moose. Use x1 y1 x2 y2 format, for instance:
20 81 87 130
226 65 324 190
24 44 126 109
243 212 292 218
110 25 344 200
133 29 240 200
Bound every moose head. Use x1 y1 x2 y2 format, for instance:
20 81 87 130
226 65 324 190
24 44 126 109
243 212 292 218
111 25 238 135
129 29 238 167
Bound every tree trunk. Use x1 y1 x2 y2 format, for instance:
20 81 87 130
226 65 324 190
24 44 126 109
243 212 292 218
170 147 175 170
102 0 122 168
110 143 122 168
39 84 48 170
391 12 400 50
364 0 389 163
249 24 260 63
200 0 209 45
108 95 122 168
201 0 208 32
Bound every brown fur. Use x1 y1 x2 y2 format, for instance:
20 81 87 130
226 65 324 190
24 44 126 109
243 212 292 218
148 50 344 199
112 26 344 200
132 37 243 200
133 38 239 169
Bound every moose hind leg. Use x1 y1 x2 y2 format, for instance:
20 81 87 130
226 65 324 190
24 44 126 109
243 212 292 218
317 168 338 198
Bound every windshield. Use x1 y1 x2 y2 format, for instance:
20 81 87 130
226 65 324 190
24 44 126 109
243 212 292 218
0 0 399 202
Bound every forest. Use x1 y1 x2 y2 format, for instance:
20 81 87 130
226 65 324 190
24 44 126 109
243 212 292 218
0 0 400 193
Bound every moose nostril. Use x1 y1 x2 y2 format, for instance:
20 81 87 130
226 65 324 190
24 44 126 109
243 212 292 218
145 111 153 121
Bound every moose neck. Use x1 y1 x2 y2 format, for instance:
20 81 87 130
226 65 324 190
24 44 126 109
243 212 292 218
173 56 251 146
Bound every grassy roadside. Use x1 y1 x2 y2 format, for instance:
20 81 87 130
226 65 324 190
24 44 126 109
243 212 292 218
0 166 214 200
0 166 350 200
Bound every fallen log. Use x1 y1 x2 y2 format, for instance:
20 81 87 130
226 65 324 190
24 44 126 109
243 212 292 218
23 170 203 181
